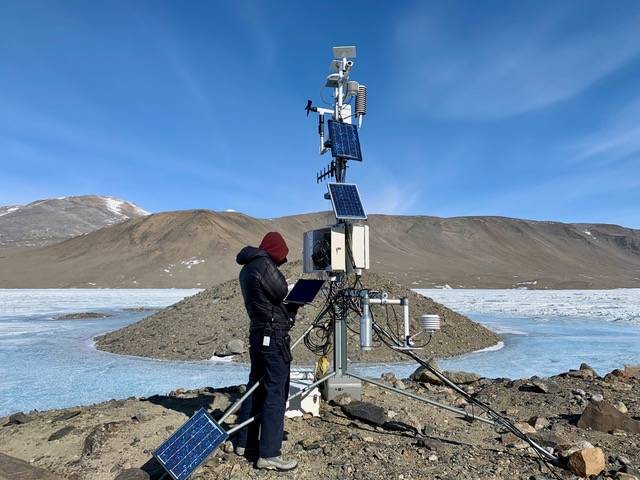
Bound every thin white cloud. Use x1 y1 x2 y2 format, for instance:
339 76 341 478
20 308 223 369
394 3 640 119
569 99 640 164
233 3 278 71
360 174 422 215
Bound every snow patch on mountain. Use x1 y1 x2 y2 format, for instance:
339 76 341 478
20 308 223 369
103 196 149 218
0 206 20 217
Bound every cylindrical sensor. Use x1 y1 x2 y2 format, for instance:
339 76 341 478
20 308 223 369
420 314 441 333
360 295 372 351
401 297 410 347
355 84 367 116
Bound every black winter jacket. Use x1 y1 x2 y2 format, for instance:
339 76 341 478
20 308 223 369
237 246 296 331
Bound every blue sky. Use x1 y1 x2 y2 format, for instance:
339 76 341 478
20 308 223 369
1 1 640 227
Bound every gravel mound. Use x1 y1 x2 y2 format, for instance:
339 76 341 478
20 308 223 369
95 262 501 364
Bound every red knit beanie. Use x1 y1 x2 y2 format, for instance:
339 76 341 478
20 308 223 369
259 232 289 265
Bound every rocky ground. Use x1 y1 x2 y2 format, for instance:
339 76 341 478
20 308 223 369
1 364 639 480
94 263 501 365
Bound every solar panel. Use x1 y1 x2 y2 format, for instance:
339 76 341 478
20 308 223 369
328 120 362 161
328 183 367 220
154 408 228 480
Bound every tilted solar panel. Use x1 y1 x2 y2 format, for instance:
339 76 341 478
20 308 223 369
154 408 228 480
328 120 363 161
328 183 367 220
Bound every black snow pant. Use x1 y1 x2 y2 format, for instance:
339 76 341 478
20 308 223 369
236 327 291 458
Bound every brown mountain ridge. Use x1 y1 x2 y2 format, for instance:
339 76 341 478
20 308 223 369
0 209 639 289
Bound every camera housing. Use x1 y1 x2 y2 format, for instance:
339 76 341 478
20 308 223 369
303 226 346 273
303 225 369 274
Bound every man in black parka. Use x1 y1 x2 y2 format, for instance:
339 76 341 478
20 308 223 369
234 231 299 471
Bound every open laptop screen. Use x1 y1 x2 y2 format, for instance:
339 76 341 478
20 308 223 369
284 279 325 305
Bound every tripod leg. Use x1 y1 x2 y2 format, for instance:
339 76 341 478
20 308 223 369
347 371 496 427
225 371 336 436
217 322 318 423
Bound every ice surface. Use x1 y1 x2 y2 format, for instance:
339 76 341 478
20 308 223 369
2 288 640 415
416 288 640 324
409 289 640 379
0 289 251 416
0 289 200 318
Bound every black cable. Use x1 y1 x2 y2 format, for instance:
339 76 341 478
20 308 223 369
300 279 562 479
370 320 564 479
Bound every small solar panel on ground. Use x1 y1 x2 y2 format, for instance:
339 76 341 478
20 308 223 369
154 408 228 480
328 183 367 220
328 120 363 161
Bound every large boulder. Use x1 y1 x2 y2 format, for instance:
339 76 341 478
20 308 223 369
410 360 480 386
341 401 387 426
567 447 606 477
410 359 441 384
48 426 75 441
0 452 63 480
519 377 561 394
565 363 599 379
445 371 481 385
215 339 246 357
226 339 246 355
614 365 640 380
577 401 640 434
114 469 150 480
6 412 31 425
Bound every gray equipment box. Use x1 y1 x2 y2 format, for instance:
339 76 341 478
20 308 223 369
322 375 362 402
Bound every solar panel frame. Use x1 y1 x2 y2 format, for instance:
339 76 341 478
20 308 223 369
328 183 367 220
328 120 363 161
154 408 228 480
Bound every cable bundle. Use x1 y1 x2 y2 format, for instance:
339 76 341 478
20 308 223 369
303 277 563 478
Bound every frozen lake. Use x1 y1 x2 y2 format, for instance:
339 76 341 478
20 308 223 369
1 288 639 416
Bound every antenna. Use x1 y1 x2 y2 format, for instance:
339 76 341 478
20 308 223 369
305 45 367 182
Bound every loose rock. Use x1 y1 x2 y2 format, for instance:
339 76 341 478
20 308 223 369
557 441 595 459
521 377 561 394
114 469 150 480
528 416 549 430
501 432 528 449
381 372 397 383
48 426 75 441
577 401 640 434
342 401 387 426
7 412 31 425
614 401 629 414
226 339 246 355
567 447 606 477
616 473 639 480
215 339 246 357
132 412 152 422
52 410 81 422
410 361 480 386
515 422 536 434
